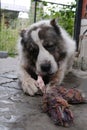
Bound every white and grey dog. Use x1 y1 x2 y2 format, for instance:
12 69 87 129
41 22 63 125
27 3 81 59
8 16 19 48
18 19 76 96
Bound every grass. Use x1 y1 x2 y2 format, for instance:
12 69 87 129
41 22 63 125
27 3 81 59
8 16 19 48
0 27 19 56
0 17 30 57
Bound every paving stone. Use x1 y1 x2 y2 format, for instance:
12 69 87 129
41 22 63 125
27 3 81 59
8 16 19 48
0 76 13 85
0 57 87 130
0 57 18 74
0 74 18 80
0 51 8 58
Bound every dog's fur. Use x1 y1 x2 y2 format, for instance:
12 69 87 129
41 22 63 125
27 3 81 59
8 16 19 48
18 19 76 95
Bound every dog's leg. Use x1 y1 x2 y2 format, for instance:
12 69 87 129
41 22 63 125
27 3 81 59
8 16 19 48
51 55 75 85
19 66 38 96
51 69 66 85
66 54 75 73
50 62 67 85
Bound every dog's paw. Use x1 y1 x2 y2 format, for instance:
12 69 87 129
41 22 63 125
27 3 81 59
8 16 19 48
21 78 38 96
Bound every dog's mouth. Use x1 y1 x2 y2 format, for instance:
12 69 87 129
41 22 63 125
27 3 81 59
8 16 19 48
37 70 55 76
37 72 55 85
40 75 50 85
27 67 55 85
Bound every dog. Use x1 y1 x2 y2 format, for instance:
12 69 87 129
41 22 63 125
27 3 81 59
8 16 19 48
18 19 76 96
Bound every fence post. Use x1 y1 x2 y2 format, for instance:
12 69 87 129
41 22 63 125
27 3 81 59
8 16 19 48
34 0 37 23
74 0 87 71
74 0 83 51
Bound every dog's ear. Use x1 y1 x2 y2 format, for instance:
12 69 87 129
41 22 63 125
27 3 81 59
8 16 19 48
50 19 61 35
20 29 27 47
50 19 57 26
20 29 26 38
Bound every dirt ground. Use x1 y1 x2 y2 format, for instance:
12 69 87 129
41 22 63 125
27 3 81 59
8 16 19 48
0 57 87 130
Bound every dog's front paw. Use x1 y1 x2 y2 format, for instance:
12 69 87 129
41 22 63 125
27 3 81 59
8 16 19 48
21 78 38 96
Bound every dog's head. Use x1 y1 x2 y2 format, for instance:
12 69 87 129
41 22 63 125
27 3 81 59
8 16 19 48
20 19 67 83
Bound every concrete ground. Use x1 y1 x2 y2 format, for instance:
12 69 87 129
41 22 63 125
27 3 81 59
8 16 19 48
0 57 87 130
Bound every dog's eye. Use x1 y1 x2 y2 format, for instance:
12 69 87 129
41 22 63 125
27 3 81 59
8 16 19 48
59 52 67 61
44 45 55 52
29 46 39 58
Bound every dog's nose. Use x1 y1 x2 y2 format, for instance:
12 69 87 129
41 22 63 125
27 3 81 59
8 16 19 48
41 63 51 72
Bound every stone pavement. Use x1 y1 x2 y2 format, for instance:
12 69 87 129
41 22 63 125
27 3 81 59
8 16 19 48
0 57 87 130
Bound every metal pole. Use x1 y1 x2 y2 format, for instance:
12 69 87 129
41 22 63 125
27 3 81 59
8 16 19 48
34 0 37 23
74 0 83 51
0 0 1 31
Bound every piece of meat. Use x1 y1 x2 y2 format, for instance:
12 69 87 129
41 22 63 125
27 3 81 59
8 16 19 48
37 76 86 127
37 75 46 93
54 87 85 104
42 92 73 127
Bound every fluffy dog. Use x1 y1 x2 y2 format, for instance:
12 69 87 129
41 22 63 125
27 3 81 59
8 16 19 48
18 19 76 96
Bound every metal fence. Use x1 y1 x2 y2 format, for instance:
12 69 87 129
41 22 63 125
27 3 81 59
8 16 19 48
0 12 30 57
0 0 76 57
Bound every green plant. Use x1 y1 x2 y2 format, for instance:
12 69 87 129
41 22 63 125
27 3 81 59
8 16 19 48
43 1 76 36
32 0 76 36
0 16 29 56
0 27 18 56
